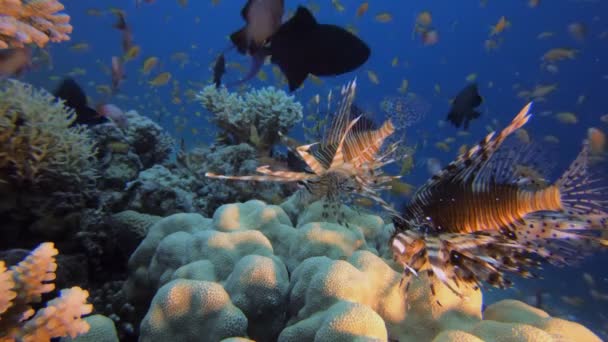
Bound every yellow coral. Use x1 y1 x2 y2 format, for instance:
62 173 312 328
0 79 97 188
0 242 93 341
0 0 72 48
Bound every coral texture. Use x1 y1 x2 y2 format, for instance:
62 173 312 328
124 200 601 341
197 85 303 153
0 0 72 49
0 242 93 341
0 79 97 189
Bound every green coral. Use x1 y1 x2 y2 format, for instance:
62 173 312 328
0 79 97 189
197 85 303 153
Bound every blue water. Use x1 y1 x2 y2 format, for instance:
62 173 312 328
22 0 608 337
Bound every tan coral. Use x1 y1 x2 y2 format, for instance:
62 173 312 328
0 0 72 48
0 242 92 341
0 79 97 189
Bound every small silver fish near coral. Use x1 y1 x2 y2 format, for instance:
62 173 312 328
97 103 128 129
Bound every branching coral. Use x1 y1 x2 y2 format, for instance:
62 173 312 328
197 85 303 154
0 79 98 190
0 242 93 341
0 0 72 49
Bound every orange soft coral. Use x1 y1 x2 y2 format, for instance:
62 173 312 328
0 0 72 48
0 242 93 341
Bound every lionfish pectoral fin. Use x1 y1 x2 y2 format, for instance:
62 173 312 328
296 142 326 175
420 102 533 191
556 140 608 216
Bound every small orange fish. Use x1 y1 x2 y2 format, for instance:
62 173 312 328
356 2 369 18
149 72 172 86
588 127 606 155
375 12 392 23
490 16 510 36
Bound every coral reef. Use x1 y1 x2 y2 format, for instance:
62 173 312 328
90 109 174 191
0 242 92 341
194 144 295 215
119 199 601 341
0 79 99 246
0 79 97 188
197 85 303 155
60 314 119 342
123 165 197 215
0 0 73 49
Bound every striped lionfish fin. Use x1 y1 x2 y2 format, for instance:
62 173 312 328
323 79 358 146
205 169 314 182
296 143 327 176
510 211 608 265
328 116 362 170
391 230 540 297
421 102 533 191
255 165 318 181
347 119 396 168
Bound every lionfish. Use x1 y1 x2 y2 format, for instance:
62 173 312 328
390 102 608 297
206 80 399 221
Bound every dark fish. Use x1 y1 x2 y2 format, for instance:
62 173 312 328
53 78 107 126
268 6 371 91
391 102 608 298
228 0 284 87
213 53 226 88
230 0 284 56
446 83 483 130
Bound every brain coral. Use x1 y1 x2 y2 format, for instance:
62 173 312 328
123 200 601 341
0 79 97 190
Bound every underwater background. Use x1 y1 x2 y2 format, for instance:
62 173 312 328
3 0 608 340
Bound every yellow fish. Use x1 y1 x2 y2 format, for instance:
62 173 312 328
397 79 409 94
490 16 510 36
543 135 560 144
458 144 468 155
124 45 141 61
141 57 159 75
354 197 375 208
367 70 379 84
391 57 399 67
70 43 90 52
257 70 268 82
555 112 578 124
331 0 345 12
537 31 554 40
435 141 450 152
416 11 432 27
542 48 578 63
149 72 172 86
356 2 369 17
375 12 393 23
465 73 477 82
390 179 415 196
